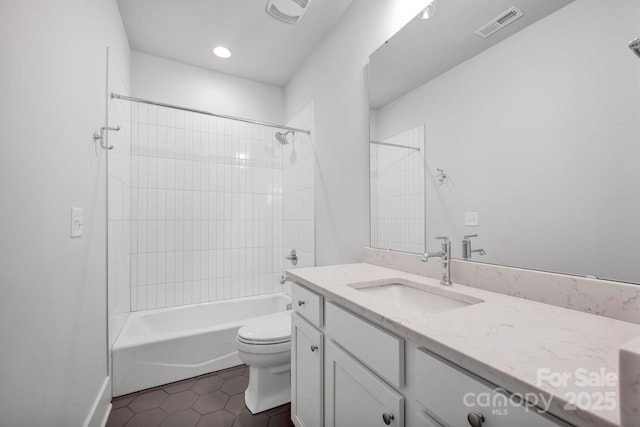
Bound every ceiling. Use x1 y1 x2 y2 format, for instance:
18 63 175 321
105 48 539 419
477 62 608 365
117 0 353 87
369 0 575 109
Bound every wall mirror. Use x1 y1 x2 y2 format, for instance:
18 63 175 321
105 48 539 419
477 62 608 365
369 0 640 284
370 125 426 253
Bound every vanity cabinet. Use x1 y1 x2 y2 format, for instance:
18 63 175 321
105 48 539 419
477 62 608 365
325 340 404 427
290 282 569 427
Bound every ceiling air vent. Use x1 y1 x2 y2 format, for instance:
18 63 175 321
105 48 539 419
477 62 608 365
474 7 524 39
266 0 311 25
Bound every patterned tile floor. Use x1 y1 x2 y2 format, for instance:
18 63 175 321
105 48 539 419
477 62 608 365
106 365 294 427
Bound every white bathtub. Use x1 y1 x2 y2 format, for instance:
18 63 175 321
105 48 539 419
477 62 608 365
112 293 291 396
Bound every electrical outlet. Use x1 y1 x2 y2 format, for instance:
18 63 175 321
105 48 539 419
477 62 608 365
465 211 479 226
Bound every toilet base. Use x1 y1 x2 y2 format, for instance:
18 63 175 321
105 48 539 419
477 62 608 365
244 364 291 414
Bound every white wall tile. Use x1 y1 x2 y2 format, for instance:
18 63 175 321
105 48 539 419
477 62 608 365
127 102 315 311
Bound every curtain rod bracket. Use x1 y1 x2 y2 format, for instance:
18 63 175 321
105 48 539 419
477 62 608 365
93 125 120 150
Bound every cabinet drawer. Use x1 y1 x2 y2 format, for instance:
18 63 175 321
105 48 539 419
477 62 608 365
292 282 323 328
415 348 568 427
325 302 404 388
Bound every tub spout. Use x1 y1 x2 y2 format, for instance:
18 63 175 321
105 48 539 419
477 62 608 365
280 274 292 285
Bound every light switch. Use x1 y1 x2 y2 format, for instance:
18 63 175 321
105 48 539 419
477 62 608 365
465 211 479 226
71 207 83 238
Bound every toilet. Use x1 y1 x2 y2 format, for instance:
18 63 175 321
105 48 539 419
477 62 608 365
236 310 292 414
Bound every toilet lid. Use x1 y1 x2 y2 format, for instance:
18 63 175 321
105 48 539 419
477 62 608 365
237 311 291 344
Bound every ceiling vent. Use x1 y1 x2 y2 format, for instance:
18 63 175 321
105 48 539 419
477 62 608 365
474 7 524 38
266 0 311 25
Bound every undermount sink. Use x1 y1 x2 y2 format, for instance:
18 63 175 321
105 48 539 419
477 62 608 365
348 279 482 316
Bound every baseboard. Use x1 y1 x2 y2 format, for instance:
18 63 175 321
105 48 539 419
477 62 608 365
83 377 112 427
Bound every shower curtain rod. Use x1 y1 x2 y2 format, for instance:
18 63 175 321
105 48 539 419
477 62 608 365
370 140 420 151
111 93 311 135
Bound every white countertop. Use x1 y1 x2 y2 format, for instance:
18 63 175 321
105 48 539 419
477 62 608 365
287 263 640 427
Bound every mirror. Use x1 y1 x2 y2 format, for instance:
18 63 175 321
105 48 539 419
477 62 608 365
369 0 640 284
370 125 426 253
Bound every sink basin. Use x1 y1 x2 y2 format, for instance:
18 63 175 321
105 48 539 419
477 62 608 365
349 279 482 316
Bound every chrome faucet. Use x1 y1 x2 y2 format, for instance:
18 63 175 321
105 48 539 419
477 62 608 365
422 236 452 286
280 273 293 285
462 234 486 260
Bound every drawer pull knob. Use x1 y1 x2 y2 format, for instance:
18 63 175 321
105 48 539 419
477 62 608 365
467 412 485 427
310 345 318 352
382 412 394 425
298 300 305 306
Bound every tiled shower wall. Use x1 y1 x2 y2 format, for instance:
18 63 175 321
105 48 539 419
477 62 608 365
282 103 315 272
370 125 425 253
128 102 314 311
107 61 132 347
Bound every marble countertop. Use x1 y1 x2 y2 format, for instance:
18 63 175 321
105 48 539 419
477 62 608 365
287 263 640 427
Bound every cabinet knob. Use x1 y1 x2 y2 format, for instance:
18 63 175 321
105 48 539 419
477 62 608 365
467 412 485 427
382 412 394 425
310 345 318 352
298 300 305 306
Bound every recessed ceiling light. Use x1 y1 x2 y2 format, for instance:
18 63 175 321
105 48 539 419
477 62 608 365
421 0 437 19
213 46 231 59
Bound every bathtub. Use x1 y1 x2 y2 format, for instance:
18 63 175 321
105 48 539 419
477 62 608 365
112 293 291 396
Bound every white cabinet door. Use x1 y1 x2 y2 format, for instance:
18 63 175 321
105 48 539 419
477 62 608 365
292 313 323 427
325 340 404 427
416 410 444 427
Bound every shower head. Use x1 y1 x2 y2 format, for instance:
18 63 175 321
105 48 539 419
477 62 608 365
275 130 294 145
630 37 640 58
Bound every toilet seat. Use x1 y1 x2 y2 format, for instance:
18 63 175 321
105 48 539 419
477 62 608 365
236 338 290 355
237 311 291 345
237 336 290 345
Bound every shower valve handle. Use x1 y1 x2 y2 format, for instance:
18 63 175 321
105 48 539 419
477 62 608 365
285 249 298 266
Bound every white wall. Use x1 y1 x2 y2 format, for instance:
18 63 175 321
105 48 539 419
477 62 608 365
0 1 131 426
283 0 426 265
132 51 284 124
375 0 640 283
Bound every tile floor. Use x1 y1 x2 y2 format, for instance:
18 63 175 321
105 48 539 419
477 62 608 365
106 365 294 427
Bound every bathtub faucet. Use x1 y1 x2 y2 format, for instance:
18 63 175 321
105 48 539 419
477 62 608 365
280 274 293 285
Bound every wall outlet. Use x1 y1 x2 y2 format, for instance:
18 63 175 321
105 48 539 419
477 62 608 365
71 207 83 238
465 211 479 226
